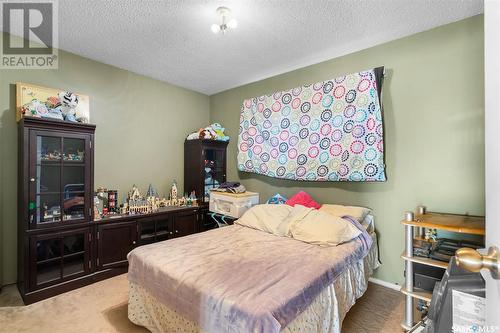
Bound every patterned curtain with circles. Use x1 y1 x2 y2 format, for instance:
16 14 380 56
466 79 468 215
237 68 386 182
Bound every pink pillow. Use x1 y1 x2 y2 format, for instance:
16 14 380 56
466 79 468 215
285 191 322 209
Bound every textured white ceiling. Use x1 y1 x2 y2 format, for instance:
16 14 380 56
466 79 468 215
17 1 487 94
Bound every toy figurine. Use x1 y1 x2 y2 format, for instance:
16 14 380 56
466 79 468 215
170 181 178 201
93 195 101 220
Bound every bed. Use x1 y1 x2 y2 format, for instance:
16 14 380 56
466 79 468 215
127 205 380 333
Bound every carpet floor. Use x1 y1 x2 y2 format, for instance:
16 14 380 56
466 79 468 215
0 274 404 332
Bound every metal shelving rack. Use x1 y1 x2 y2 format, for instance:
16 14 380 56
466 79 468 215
400 209 485 331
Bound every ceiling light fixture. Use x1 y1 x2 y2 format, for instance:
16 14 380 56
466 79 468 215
210 6 237 34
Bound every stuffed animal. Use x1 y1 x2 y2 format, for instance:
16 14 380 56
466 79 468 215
211 123 229 141
75 106 89 123
21 99 48 118
186 123 229 141
43 95 65 121
267 193 287 204
58 91 79 122
186 130 201 140
42 107 64 120
45 96 61 109
199 126 216 140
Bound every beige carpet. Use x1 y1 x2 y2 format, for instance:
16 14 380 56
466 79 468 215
0 275 404 333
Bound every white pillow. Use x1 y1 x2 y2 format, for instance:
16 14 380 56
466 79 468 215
319 204 371 222
289 208 361 246
236 204 294 236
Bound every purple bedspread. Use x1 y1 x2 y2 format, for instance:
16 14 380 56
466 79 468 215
127 224 372 333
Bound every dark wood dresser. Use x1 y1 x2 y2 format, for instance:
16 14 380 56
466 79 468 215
17 118 201 304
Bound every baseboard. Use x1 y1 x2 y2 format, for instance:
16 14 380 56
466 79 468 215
368 277 400 291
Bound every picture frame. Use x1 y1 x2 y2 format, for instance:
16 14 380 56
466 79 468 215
15 82 90 122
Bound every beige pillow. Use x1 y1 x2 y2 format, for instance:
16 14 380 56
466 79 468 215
236 204 294 236
320 204 371 222
290 209 361 246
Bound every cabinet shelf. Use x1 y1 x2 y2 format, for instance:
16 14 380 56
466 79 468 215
140 233 155 240
400 287 432 302
37 250 86 265
140 230 169 240
38 160 85 165
400 251 448 269
401 212 485 235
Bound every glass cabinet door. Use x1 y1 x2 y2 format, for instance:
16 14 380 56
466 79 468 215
36 135 62 224
203 148 226 197
138 217 171 245
31 132 89 227
31 228 90 289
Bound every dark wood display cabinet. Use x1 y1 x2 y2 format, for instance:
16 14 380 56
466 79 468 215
18 118 202 304
184 139 228 231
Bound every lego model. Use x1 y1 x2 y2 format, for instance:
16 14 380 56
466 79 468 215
120 183 197 215
127 184 151 215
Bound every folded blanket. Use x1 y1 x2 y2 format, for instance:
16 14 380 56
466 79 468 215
212 182 247 193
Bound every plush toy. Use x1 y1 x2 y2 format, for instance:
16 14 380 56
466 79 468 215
186 123 229 141
267 193 288 204
42 107 64 120
58 91 79 122
186 130 201 140
199 126 216 140
75 106 89 123
211 123 229 141
21 99 48 118
45 96 61 109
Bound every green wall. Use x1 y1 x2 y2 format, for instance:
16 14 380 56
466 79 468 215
0 33 210 285
210 15 485 285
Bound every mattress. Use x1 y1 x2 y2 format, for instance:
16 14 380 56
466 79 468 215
128 232 380 333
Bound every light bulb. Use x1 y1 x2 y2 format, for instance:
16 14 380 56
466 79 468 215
211 24 220 34
227 19 238 29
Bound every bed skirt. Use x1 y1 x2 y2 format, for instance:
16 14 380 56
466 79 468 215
128 233 380 333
